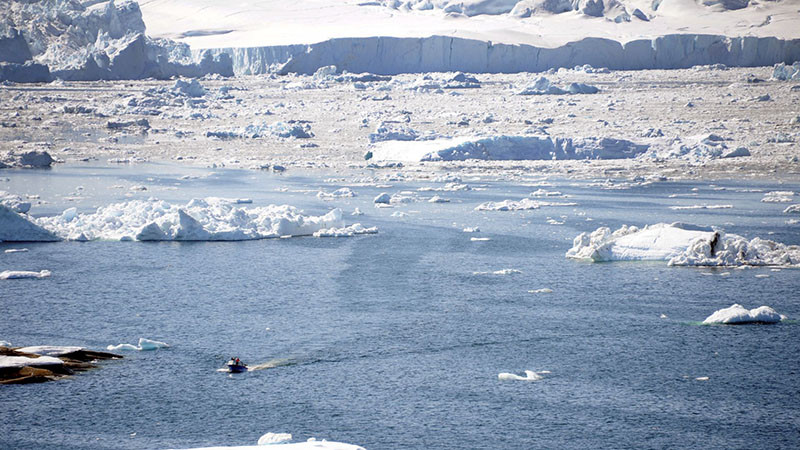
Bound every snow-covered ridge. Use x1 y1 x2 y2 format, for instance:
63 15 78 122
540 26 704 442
0 198 376 242
201 34 800 76
567 223 800 267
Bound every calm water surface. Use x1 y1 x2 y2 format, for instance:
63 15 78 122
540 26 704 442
1 163 798 449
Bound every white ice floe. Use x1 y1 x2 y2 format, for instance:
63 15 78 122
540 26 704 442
498 370 550 382
171 437 365 450
761 191 794 203
0 340 11 347
0 355 64 368
475 198 577 211
784 205 800 214
207 122 313 140
4 248 29 253
0 270 51 280
313 224 378 237
372 135 648 162
567 223 800 267
528 288 553 294
22 198 370 242
317 188 356 200
702 304 787 324
16 346 83 356
107 338 170 351
0 191 31 213
669 205 733 210
473 269 521 276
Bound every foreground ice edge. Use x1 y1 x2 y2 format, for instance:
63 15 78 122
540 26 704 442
566 223 800 267
0 199 376 242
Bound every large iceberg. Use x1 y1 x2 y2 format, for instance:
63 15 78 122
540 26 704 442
0 0 232 82
10 198 374 242
567 223 800 266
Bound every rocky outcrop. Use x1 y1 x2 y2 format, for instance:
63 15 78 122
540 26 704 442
0 346 121 384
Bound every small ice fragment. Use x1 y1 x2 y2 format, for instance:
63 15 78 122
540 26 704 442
528 288 553 294
0 269 51 280
4 248 29 253
695 376 709 381
107 337 169 351
471 237 491 241
498 370 546 381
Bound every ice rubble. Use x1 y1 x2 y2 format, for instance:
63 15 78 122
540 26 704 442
772 62 800 81
0 150 55 169
567 223 800 266
0 270 51 280
107 337 169 351
702 304 786 325
0 191 31 213
0 0 232 82
207 122 313 140
4 198 374 242
0 205 60 242
372 136 649 162
518 77 598 95
475 198 577 211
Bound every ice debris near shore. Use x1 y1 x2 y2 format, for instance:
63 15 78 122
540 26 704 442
0 150 55 169
567 223 800 267
1 198 375 242
107 338 169 351
0 0 232 82
702 304 786 324
372 135 649 162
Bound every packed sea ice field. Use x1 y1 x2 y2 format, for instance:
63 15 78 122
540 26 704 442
2 0 800 449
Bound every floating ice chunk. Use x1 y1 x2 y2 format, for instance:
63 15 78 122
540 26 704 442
498 370 547 381
528 288 553 294
0 340 11 347
463 227 480 233
107 338 169 351
518 77 567 95
368 124 419 143
0 191 31 213
172 79 206 98
0 270 51 280
669 205 733 210
0 205 60 242
317 188 356 200
567 82 599 94
761 191 794 203
17 346 83 356
4 248 28 253
474 269 521 275
568 223 800 266
0 355 64 369
29 199 354 242
172 438 365 449
567 223 716 262
772 62 800 81
428 195 450 203
702 304 786 324
471 237 491 241
374 193 391 204
313 223 378 237
476 198 577 211
784 205 800 214
61 207 78 222
258 433 293 445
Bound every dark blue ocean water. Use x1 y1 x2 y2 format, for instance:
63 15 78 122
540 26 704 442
1 164 799 449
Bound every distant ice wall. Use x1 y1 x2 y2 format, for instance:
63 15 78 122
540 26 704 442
200 34 800 75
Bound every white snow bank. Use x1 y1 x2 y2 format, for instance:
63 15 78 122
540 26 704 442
16 346 83 356
0 270 51 280
498 370 549 381
0 355 64 368
476 199 576 211
23 198 370 242
567 223 800 266
107 338 169 351
702 304 786 324
372 135 648 162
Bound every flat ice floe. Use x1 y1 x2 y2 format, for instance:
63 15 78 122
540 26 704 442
702 304 787 325
567 223 800 267
371 136 648 162
7 198 375 242
107 338 170 351
498 370 550 382
475 199 577 211
172 437 365 450
0 270 51 280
